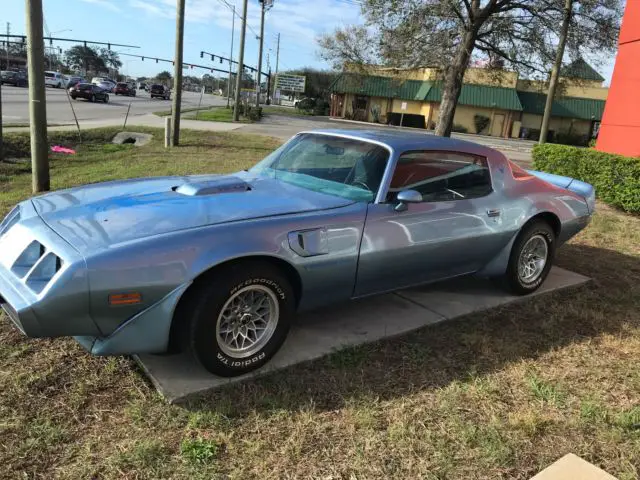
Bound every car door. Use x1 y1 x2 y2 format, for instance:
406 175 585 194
354 150 507 296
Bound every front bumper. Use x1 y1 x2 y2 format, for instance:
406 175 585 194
0 202 99 338
0 269 43 336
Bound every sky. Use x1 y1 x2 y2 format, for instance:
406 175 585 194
2 0 616 84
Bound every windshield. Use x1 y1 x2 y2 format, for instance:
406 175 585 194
250 133 390 202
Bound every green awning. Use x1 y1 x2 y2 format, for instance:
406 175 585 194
517 91 605 121
560 58 605 82
330 73 433 101
425 82 523 111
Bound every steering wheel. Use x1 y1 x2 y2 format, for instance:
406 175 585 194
352 180 371 191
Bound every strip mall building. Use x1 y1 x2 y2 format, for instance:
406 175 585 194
329 59 607 146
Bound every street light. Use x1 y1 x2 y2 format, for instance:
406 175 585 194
47 29 72 70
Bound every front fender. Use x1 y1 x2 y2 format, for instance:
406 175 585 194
74 283 190 355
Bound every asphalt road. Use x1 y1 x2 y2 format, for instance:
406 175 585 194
242 114 535 164
0 85 228 125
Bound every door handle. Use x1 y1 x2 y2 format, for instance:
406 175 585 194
487 209 501 218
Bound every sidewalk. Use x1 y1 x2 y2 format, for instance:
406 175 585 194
4 113 242 134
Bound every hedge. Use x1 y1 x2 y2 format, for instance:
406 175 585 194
532 143 640 213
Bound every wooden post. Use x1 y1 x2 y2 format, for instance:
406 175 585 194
164 117 171 148
233 0 249 121
170 0 186 146
25 0 49 192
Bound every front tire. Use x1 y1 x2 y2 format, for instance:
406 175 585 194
181 262 294 377
103 94 109 103
503 220 555 295
90 94 96 102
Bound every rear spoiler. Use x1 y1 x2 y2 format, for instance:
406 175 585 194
528 170 596 214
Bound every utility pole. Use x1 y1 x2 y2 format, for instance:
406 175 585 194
274 32 280 103
226 4 235 108
233 0 248 122
0 51 3 163
5 23 9 69
25 0 49 192
171 0 186 146
255 0 266 109
275 32 280 76
539 0 572 144
0 24 8 161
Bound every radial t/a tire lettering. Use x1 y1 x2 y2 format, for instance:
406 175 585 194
179 261 294 377
503 220 556 295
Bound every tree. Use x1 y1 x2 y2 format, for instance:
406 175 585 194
99 48 122 70
280 67 338 99
65 45 107 76
318 0 622 137
156 70 172 85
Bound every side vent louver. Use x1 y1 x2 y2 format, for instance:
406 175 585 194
26 253 63 294
11 241 45 278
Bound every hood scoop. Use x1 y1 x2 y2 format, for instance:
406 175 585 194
173 176 251 196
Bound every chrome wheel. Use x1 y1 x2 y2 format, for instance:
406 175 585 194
518 234 548 284
216 285 279 359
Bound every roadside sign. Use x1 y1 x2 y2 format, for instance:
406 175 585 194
401 102 407 111
275 74 306 93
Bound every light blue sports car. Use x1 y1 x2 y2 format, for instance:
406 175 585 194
0 130 594 376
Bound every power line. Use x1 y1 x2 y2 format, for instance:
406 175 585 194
215 0 261 39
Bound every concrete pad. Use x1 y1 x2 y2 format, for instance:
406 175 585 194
136 266 589 403
397 267 588 318
530 453 618 480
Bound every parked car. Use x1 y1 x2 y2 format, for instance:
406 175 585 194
91 76 114 85
68 83 110 103
65 76 85 89
1 70 28 87
294 97 314 109
115 82 136 97
96 81 116 93
150 84 171 99
0 130 596 378
44 71 65 88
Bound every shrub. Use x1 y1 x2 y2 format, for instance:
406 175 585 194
553 130 589 147
452 123 468 133
473 114 490 134
532 143 640 213
231 103 262 121
313 98 329 116
370 104 381 123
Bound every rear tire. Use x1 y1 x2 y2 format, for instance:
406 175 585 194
90 94 96 102
104 94 109 103
503 220 556 295
179 262 294 377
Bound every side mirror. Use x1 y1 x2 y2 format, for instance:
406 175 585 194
394 189 422 212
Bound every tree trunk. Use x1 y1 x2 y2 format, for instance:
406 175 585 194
539 0 572 144
435 29 477 137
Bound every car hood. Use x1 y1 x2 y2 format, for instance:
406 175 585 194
31 171 354 254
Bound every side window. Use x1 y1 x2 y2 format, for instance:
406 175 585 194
388 151 492 202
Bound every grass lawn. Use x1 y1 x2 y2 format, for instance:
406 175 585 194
182 106 258 124
0 128 638 479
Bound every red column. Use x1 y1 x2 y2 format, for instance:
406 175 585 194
596 1 640 157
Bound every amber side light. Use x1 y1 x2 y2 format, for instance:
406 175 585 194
108 293 142 305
